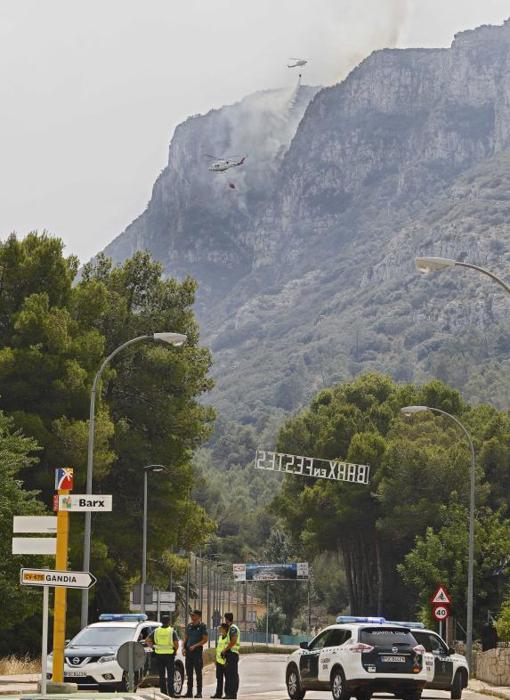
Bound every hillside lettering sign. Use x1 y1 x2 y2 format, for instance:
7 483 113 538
255 449 370 484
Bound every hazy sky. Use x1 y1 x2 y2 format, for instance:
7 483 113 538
1 0 509 263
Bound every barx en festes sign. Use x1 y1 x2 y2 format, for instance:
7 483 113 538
255 449 370 484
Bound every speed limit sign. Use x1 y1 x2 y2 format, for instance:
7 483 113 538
432 605 450 621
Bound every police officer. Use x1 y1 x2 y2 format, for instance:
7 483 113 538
147 614 179 697
211 623 229 699
184 609 208 698
222 612 240 700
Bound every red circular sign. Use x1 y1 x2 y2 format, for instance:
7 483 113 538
432 605 449 621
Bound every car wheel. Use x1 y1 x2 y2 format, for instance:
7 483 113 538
402 690 422 700
286 665 306 700
356 691 371 700
174 662 185 696
118 671 141 692
330 667 349 700
451 670 464 700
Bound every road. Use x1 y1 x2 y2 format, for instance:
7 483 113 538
200 653 490 700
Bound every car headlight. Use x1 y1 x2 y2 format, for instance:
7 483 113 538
98 655 116 664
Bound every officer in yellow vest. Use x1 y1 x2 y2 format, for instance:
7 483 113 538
222 613 240 700
211 623 229 699
148 614 179 697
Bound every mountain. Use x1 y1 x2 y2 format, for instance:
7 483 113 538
103 18 510 422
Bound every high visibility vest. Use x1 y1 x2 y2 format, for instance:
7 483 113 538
216 635 228 665
229 624 241 654
154 626 176 654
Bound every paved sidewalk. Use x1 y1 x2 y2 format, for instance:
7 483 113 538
470 678 510 700
0 675 38 696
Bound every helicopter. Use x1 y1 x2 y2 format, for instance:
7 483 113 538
206 154 247 172
205 154 247 189
287 58 307 68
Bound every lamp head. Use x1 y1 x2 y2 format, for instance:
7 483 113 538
401 405 430 417
415 257 456 274
153 332 187 346
144 464 167 473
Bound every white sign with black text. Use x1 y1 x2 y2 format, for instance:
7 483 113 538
58 494 113 512
255 450 370 485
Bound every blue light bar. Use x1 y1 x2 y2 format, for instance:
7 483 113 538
386 620 425 629
99 613 148 622
336 616 387 624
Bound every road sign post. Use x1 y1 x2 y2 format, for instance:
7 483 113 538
41 583 49 696
52 468 73 685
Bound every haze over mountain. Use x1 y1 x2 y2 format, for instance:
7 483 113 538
102 18 510 421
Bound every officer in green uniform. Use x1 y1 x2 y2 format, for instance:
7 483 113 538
147 614 179 697
211 623 229 699
184 609 208 698
222 612 240 700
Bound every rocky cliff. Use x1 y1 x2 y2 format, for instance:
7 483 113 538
103 18 510 420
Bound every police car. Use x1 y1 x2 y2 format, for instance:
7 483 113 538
47 613 185 693
286 617 433 700
411 627 469 699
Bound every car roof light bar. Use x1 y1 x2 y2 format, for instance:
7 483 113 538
386 620 425 629
336 616 387 624
98 613 148 622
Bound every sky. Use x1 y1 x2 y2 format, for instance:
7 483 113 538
1 0 510 263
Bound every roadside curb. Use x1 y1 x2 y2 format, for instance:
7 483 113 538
470 682 510 700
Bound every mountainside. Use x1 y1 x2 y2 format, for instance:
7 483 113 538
103 19 510 421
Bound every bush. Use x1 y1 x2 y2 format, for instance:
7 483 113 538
495 599 510 641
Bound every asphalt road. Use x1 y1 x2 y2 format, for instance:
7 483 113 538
199 653 490 700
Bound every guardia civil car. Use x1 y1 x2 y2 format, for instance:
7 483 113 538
286 617 433 700
411 628 469 699
47 613 185 693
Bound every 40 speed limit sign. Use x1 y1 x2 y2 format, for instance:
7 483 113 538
432 605 450 621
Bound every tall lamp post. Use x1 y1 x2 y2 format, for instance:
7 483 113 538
142 465 168 614
81 331 187 627
401 405 476 670
415 257 510 295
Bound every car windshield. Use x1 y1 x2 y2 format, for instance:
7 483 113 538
360 627 418 646
69 626 134 647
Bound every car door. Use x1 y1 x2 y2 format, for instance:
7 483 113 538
300 630 333 688
318 629 351 683
414 631 453 688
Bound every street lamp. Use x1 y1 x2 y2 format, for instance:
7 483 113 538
415 257 510 295
142 465 168 614
81 331 187 627
401 405 476 670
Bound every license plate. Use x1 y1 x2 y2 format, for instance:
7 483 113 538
65 671 87 677
381 655 406 663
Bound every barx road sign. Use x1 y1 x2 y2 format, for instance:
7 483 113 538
431 585 452 605
58 494 112 512
432 605 450 621
13 516 57 534
20 568 97 589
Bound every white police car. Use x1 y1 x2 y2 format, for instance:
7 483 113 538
286 617 433 700
411 628 469 699
47 613 185 693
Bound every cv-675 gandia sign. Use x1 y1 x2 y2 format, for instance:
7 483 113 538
255 449 370 485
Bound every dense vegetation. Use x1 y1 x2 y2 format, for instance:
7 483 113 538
272 373 510 634
0 233 214 654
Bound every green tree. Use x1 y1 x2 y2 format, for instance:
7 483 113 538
0 410 45 655
272 373 499 626
0 234 216 625
400 501 510 628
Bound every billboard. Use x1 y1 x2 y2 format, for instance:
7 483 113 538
255 450 370 485
233 562 309 582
